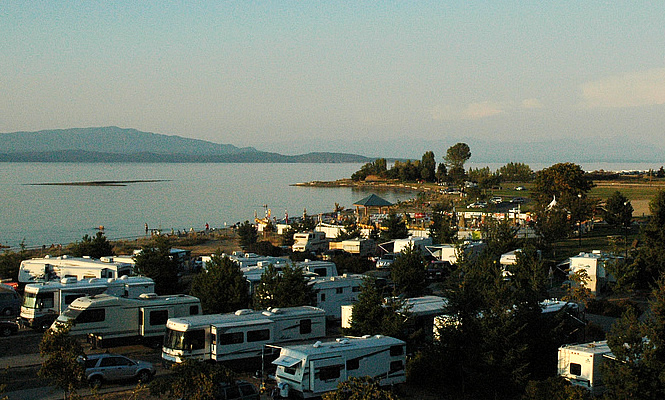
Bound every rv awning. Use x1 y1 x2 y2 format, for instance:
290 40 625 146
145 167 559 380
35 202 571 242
273 355 301 368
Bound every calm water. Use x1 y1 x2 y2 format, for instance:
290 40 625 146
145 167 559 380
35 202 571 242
1 161 659 250
0 163 415 249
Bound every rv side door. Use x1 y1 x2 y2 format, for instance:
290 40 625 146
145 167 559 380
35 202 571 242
310 356 344 394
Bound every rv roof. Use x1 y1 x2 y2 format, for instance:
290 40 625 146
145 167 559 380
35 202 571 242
274 335 404 357
560 340 611 355
166 306 324 331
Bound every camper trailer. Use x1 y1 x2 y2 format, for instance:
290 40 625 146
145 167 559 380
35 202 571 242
19 256 134 285
162 306 326 364
342 296 447 334
292 232 329 253
309 274 364 319
53 293 201 347
558 341 613 395
242 259 337 295
499 249 542 278
20 276 154 330
273 335 406 398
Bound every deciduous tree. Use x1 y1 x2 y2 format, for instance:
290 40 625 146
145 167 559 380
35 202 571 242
39 321 86 400
322 377 398 400
149 359 235 400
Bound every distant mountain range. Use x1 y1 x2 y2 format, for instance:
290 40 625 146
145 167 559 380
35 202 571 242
0 127 372 163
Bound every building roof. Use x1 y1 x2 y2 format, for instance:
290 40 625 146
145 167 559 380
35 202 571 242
353 194 393 207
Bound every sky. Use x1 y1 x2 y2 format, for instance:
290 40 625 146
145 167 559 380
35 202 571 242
2 1 665 158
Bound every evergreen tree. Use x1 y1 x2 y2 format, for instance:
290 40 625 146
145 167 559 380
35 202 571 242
236 220 258 250
190 255 250 314
435 162 448 183
381 212 408 241
420 151 436 182
346 277 405 339
390 244 426 297
629 191 665 288
428 201 457 244
134 235 180 294
603 275 665 399
604 191 633 230
69 232 114 259
253 264 313 309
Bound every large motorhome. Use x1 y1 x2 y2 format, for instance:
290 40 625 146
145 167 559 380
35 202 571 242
558 341 613 395
18 255 134 285
162 306 326 364
309 274 364 319
20 276 155 330
292 232 329 253
53 293 201 347
273 335 407 399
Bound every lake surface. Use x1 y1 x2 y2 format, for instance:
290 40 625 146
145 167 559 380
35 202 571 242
1 161 660 250
0 163 416 249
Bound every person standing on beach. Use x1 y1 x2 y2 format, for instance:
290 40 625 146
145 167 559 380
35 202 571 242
145 223 148 235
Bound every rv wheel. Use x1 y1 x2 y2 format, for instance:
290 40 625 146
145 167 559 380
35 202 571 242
1 308 12 317
0 327 12 337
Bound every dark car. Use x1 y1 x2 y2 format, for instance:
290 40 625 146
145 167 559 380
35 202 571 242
0 320 19 337
82 353 155 388
0 285 21 317
214 380 260 400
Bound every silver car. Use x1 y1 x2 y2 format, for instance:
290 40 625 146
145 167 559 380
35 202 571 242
82 353 155 388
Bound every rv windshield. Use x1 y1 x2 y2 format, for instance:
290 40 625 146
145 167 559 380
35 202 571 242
22 292 53 310
164 328 205 351
164 328 186 350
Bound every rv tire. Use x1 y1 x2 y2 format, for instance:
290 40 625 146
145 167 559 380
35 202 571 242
1 308 12 317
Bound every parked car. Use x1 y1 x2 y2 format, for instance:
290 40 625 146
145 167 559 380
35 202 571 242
376 253 397 269
214 380 260 400
0 284 21 317
468 201 487 209
490 196 503 204
82 353 155 388
0 320 19 337
511 197 526 204
514 186 527 191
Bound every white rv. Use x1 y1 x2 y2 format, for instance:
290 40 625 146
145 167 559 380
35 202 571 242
558 341 613 395
329 239 377 257
162 306 326 364
499 249 542 278
19 255 134 285
393 236 432 254
20 276 154 330
569 251 621 294
342 295 448 332
309 274 364 319
242 260 337 295
273 335 407 398
425 241 486 264
292 232 329 253
53 293 201 347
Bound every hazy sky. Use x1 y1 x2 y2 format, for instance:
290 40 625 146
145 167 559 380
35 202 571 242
2 2 664 157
